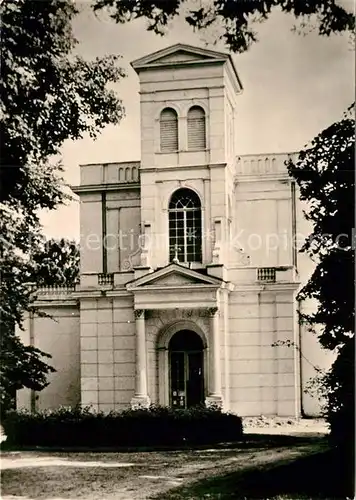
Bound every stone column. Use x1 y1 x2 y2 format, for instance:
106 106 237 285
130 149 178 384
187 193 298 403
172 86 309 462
131 309 150 408
206 307 223 408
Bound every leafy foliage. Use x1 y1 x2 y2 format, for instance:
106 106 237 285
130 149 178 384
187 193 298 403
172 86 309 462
324 336 354 448
93 0 354 53
1 0 125 205
0 0 124 414
2 404 243 448
288 106 355 445
31 238 80 287
0 337 56 417
288 106 355 351
0 203 55 415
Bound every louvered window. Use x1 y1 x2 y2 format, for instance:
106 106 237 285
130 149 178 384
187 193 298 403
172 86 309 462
187 106 206 151
160 108 178 152
169 188 202 264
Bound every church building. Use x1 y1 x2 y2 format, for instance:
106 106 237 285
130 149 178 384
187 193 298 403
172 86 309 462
17 44 331 417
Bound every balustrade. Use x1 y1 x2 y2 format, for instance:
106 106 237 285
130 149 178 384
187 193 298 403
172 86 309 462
34 285 77 296
98 273 114 286
235 153 297 176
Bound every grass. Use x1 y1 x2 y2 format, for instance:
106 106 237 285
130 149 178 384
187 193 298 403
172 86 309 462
1 465 132 499
153 446 354 499
2 434 347 500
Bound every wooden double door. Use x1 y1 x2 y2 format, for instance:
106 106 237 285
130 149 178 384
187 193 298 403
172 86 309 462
169 330 204 409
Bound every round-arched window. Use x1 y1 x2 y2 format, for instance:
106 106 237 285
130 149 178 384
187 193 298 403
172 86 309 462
187 106 206 151
169 188 202 263
160 108 178 152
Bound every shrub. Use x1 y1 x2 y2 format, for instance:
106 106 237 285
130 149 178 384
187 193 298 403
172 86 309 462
2 404 243 448
325 337 354 450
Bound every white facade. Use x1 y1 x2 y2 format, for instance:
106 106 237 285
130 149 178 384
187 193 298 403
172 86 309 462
17 44 333 417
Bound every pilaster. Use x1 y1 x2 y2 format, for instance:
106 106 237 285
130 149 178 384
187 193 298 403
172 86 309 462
205 307 223 408
131 309 150 408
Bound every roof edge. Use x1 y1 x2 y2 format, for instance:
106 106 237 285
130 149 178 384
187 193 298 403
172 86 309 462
131 42 231 69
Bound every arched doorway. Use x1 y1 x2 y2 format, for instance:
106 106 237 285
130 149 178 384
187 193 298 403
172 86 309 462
169 330 204 409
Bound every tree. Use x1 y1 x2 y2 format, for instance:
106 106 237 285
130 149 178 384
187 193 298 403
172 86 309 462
0 235 80 413
93 0 354 53
31 238 80 287
0 0 124 413
287 105 354 459
288 107 354 351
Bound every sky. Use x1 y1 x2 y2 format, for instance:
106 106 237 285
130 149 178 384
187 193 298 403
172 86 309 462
41 1 355 240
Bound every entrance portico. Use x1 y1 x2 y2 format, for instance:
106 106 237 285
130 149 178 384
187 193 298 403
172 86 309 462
156 319 208 408
126 263 231 409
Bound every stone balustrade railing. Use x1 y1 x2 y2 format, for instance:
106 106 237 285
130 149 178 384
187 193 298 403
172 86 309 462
77 161 140 189
117 162 140 183
229 265 297 284
235 153 298 176
98 273 114 286
34 285 77 296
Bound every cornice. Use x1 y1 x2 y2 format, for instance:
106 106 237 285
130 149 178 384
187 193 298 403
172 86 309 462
134 58 228 74
72 289 130 299
140 162 227 174
33 299 79 308
72 183 140 194
258 282 301 292
129 284 221 293
234 174 290 184
126 262 224 289
131 43 230 68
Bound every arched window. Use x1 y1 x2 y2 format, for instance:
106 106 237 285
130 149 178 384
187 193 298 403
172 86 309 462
160 108 178 152
187 106 206 151
169 188 202 263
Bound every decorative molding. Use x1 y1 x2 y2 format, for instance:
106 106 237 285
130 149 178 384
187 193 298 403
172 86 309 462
33 300 79 308
163 182 203 214
205 395 223 408
152 313 209 349
122 247 141 271
212 243 221 265
131 395 150 409
154 101 182 121
126 263 224 290
207 307 219 317
72 183 140 194
131 43 232 68
134 309 145 319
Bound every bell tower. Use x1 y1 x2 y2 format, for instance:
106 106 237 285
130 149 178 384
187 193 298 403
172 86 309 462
131 44 243 269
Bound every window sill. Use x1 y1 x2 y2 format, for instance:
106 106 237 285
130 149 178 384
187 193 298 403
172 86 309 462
156 149 209 155
187 148 208 152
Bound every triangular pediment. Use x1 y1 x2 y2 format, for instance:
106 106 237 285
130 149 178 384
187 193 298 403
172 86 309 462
131 43 229 70
154 50 211 64
149 272 198 286
126 263 223 290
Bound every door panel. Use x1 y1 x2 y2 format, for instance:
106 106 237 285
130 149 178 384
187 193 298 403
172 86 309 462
187 351 204 408
170 352 186 408
170 350 204 409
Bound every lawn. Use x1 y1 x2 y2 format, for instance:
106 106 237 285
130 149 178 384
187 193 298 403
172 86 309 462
153 445 354 500
0 434 333 500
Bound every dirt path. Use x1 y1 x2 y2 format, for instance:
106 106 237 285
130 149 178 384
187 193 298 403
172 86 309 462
110 441 328 500
1 435 328 500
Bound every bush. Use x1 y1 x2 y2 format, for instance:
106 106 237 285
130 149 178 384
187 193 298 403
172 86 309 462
325 337 354 449
2 404 243 448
